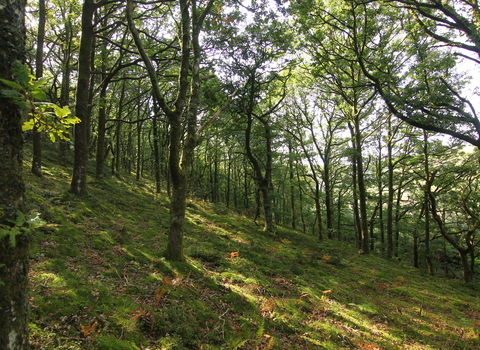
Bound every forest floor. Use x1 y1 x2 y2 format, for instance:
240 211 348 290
23 149 480 350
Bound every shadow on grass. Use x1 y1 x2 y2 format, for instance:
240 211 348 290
23 156 480 350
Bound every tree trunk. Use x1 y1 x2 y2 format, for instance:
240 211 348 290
426 174 474 282
314 185 323 240
288 142 296 229
59 13 73 166
127 0 216 261
386 117 394 258
32 0 46 177
351 154 361 248
423 132 434 275
226 151 231 207
376 135 385 251
71 0 96 196
0 1 29 348
114 79 126 178
152 105 162 193
244 99 275 232
324 158 333 238
95 27 109 181
349 121 367 252
260 181 274 232
136 119 143 181
355 126 369 253
167 114 187 261
459 249 473 283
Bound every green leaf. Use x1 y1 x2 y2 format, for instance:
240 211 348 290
22 119 35 131
31 89 47 100
14 210 26 227
54 105 72 119
0 78 24 91
0 88 23 100
63 116 80 125
9 229 18 247
48 131 57 143
30 77 47 90
0 227 8 241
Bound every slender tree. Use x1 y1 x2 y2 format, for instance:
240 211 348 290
31 0 46 177
127 0 232 261
70 0 97 195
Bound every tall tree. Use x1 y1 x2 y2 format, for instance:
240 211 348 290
0 1 29 348
214 3 292 232
31 0 46 177
296 0 379 252
70 0 97 195
127 0 230 261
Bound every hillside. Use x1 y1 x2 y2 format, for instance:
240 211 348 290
23 152 480 350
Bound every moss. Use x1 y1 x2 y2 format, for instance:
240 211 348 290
95 335 140 350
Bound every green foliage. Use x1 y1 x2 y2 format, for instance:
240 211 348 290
0 61 80 142
0 210 46 247
95 336 140 350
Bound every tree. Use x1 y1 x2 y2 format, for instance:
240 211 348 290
425 147 480 282
70 0 97 195
31 0 46 177
285 87 347 240
127 0 232 261
214 3 292 232
296 0 380 252
0 1 29 348
354 0 480 148
70 0 115 195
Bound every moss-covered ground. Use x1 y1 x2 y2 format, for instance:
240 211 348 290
23 150 480 349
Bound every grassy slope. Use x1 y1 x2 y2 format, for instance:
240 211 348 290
23 153 480 350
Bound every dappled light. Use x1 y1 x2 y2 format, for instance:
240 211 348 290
20 149 480 349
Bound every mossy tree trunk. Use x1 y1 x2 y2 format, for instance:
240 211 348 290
70 0 96 196
31 0 46 177
0 1 29 349
127 0 218 261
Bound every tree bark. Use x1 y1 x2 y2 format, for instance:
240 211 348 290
70 0 96 196
32 0 46 177
423 131 434 275
386 116 394 258
152 105 162 193
0 1 29 348
59 10 73 166
95 22 109 181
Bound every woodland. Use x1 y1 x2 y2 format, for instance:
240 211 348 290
1 0 480 349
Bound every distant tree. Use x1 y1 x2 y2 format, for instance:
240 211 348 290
213 3 292 232
0 1 29 349
31 0 46 177
296 0 378 252
425 149 480 283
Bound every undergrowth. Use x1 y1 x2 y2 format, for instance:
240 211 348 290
22 148 480 350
